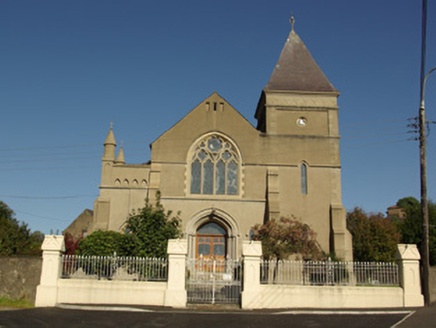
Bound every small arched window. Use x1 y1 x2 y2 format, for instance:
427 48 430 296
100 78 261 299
190 135 239 195
301 163 308 195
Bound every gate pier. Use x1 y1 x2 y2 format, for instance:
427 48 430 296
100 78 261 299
164 239 188 308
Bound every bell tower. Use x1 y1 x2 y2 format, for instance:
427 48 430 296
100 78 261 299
255 17 339 137
255 17 353 260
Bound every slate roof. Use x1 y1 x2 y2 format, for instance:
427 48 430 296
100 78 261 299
265 29 337 93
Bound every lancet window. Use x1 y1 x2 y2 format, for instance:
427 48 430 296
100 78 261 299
301 163 308 195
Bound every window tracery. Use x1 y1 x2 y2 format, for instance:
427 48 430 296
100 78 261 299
190 135 239 195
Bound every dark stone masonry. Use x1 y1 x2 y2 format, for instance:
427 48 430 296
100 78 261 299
0 257 42 303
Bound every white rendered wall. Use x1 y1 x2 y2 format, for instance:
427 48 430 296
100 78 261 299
251 285 403 309
57 280 167 306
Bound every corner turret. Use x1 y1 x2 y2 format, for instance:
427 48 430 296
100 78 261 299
115 144 125 164
102 124 116 162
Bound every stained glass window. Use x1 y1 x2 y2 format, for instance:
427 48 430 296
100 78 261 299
216 160 225 195
191 160 201 194
190 135 239 195
227 161 238 195
203 160 214 194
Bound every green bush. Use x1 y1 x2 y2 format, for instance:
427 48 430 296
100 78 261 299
78 192 181 258
77 230 135 256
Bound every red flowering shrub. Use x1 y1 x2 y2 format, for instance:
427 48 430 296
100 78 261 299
64 232 82 255
252 217 321 260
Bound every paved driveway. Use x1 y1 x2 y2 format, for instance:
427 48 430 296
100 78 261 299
0 307 411 328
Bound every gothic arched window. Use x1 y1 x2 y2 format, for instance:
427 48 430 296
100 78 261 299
190 135 239 195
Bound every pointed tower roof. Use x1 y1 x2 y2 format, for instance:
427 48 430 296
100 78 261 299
265 27 337 93
104 123 116 146
115 145 125 164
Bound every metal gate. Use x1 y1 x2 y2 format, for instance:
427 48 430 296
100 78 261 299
186 258 242 304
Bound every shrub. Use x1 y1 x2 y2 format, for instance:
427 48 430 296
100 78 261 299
252 217 321 260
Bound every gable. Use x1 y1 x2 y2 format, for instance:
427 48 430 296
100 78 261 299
151 92 259 163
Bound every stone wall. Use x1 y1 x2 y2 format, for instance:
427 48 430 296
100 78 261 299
430 266 436 304
0 257 42 303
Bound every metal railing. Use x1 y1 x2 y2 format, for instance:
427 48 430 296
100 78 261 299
61 255 168 281
260 259 399 287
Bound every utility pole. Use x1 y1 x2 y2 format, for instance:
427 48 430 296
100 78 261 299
419 0 430 306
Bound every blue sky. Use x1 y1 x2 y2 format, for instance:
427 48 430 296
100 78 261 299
1 1 436 234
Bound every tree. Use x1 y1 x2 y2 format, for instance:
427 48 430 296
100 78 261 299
124 192 181 258
78 192 181 258
346 207 400 262
252 217 321 260
395 197 436 266
0 201 44 256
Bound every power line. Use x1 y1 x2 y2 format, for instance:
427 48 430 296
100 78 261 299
15 209 72 222
0 165 97 171
0 156 101 164
341 126 407 134
1 146 148 161
2 149 100 159
0 140 150 154
0 194 97 200
341 118 409 128
341 138 411 149
0 137 416 171
342 132 408 141
0 143 100 152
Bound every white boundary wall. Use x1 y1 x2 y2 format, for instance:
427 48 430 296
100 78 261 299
35 236 187 308
252 285 404 309
242 241 424 309
57 280 167 306
36 237 424 309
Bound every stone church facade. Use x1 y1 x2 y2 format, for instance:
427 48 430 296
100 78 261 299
88 26 353 261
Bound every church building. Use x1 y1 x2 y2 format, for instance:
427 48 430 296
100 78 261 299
88 24 353 261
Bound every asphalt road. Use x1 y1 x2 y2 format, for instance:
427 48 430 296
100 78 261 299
0 307 412 328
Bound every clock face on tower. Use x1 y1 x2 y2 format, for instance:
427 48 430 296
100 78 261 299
296 117 307 127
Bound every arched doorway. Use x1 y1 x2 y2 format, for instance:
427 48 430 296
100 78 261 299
186 211 242 304
196 222 227 260
186 208 240 260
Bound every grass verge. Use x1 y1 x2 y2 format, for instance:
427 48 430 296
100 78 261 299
0 297 34 309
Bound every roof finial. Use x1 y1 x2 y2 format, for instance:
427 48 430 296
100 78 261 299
290 13 295 31
110 121 114 130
